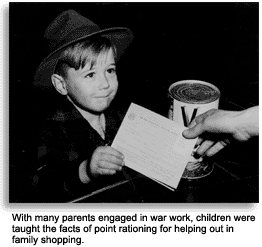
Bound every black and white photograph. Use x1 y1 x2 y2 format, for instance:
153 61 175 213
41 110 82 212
9 2 258 203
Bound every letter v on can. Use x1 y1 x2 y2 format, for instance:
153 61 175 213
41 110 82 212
181 106 198 127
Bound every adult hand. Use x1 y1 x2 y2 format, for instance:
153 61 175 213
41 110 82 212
182 106 258 157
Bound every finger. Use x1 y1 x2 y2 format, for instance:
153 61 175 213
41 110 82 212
187 118 197 128
101 146 124 159
205 141 228 157
196 137 204 146
196 140 215 156
98 168 117 175
183 109 218 139
194 113 205 124
192 138 203 151
183 122 205 139
194 109 217 125
205 108 218 117
98 160 123 171
102 154 125 166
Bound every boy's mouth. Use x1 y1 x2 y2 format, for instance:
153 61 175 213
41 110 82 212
95 92 111 99
96 95 109 99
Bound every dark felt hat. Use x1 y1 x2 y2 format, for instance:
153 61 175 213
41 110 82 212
34 9 133 90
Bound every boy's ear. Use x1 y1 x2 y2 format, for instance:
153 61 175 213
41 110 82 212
51 74 68 95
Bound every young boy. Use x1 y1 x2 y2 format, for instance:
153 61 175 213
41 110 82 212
32 10 133 202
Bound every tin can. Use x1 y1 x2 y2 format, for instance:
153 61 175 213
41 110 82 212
168 80 220 179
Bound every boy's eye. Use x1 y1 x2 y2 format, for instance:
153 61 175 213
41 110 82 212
107 67 116 74
85 72 95 79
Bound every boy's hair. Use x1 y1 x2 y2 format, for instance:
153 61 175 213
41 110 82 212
54 36 117 78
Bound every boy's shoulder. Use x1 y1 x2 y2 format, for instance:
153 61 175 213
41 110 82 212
43 98 129 130
38 99 84 138
39 97 78 121
51 99 82 123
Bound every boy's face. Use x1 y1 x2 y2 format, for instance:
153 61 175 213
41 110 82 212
65 48 118 113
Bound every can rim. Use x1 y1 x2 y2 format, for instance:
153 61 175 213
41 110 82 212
168 80 220 104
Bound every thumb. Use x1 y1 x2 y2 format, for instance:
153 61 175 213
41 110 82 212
183 122 205 139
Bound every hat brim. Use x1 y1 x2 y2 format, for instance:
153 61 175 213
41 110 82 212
34 27 133 91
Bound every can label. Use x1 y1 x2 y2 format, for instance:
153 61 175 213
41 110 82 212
168 80 220 127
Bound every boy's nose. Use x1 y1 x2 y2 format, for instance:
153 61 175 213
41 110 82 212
99 74 110 89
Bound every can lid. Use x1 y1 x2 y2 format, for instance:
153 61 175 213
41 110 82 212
169 82 220 104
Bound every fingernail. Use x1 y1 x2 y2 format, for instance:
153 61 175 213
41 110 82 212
183 129 189 137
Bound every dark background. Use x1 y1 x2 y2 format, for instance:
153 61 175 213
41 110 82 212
10 2 259 126
9 2 259 201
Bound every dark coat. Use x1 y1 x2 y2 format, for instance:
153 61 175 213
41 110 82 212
31 99 129 202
